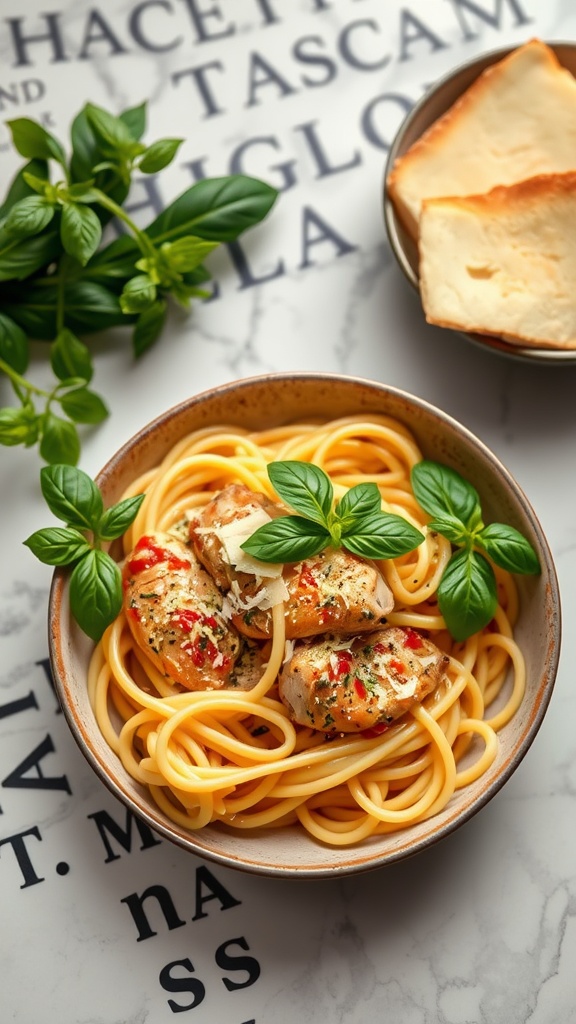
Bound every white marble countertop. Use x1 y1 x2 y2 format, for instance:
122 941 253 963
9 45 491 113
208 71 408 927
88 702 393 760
1 1 575 1021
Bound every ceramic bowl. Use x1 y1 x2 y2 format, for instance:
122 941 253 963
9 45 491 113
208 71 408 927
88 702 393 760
49 373 561 877
383 42 576 365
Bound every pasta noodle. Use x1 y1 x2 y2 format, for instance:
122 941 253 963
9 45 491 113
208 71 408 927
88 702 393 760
88 415 525 846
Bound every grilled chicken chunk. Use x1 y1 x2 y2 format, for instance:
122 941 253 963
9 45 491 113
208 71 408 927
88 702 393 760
190 483 394 640
122 532 263 691
190 483 281 591
278 626 448 733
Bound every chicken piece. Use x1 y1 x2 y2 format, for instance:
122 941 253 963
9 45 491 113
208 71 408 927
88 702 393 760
278 627 448 733
190 483 394 640
254 548 394 640
191 482 283 590
122 531 263 691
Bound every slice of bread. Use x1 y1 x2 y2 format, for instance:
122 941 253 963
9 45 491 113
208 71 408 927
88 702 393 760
387 40 576 241
418 173 576 349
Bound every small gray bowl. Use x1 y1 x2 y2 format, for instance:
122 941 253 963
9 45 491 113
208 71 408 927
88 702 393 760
383 42 576 365
49 373 561 877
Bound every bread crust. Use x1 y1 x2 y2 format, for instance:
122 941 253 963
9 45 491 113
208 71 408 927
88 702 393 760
418 172 576 349
387 39 576 241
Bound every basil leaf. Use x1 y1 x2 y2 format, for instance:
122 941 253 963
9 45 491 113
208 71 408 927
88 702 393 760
475 523 541 575
2 281 127 338
97 494 146 540
60 387 109 425
139 138 183 174
4 195 55 237
0 159 49 220
69 549 122 641
23 526 91 566
51 328 93 383
22 172 51 195
438 548 498 642
160 237 218 273
241 516 329 563
0 406 39 446
342 512 423 560
60 203 102 265
425 513 470 545
119 102 147 141
169 279 204 307
85 103 134 150
145 175 278 244
70 106 101 182
61 281 126 332
336 482 382 523
0 313 29 374
69 107 129 210
85 233 139 278
182 264 212 287
268 461 333 525
0 226 62 282
40 464 103 529
39 413 80 465
120 274 157 313
66 183 101 204
411 461 482 529
7 118 66 165
133 299 167 357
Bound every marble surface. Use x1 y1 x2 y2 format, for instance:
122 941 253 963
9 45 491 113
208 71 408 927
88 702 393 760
1 1 575 1021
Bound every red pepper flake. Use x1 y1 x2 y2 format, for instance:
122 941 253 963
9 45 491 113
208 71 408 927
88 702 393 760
127 536 191 576
403 627 422 650
182 639 205 667
361 722 389 738
134 534 153 552
181 634 222 670
127 606 141 622
299 566 318 589
389 658 406 675
205 640 219 663
354 677 367 700
202 615 218 631
167 554 191 571
191 646 205 668
328 652 353 681
171 608 201 631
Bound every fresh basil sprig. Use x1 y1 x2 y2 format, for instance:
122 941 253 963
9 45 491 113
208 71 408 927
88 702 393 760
24 464 144 641
0 104 278 467
411 460 540 641
241 461 423 562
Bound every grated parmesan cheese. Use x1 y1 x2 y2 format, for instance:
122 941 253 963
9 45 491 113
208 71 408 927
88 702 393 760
212 509 284 578
225 575 289 615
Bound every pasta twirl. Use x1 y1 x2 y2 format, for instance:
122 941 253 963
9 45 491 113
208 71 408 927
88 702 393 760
88 415 524 847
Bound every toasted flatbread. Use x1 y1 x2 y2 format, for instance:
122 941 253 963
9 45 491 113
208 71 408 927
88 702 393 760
387 40 576 240
418 173 576 349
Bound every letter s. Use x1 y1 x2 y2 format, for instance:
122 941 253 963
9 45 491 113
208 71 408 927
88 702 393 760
159 957 206 1013
215 936 261 992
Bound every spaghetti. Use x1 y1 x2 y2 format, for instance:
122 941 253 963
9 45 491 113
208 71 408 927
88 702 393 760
88 415 524 846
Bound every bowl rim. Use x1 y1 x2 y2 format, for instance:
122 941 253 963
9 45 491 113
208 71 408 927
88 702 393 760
383 39 576 366
48 372 562 877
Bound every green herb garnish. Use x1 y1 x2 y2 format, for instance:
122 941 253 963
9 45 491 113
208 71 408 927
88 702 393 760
411 460 540 641
0 104 278 466
24 464 144 641
240 461 424 563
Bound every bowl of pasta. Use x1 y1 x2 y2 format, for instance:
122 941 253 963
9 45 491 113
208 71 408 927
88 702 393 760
48 372 560 877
